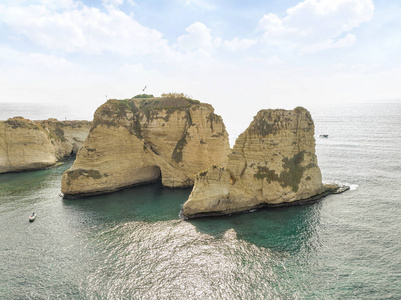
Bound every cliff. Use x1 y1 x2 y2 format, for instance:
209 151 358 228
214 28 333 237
61 95 230 198
181 107 348 219
0 117 91 173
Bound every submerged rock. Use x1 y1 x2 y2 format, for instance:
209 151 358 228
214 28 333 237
0 117 91 173
181 107 347 219
61 95 230 198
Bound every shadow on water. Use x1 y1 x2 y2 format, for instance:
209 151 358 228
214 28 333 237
62 181 192 224
0 158 74 201
188 202 323 253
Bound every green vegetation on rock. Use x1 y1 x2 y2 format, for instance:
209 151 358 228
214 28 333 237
251 118 277 136
254 151 314 192
67 169 103 186
160 92 198 103
279 151 306 192
5 118 40 130
133 94 154 98
140 95 197 122
254 166 279 182
172 133 188 163
199 170 208 177
91 93 202 137
53 127 67 142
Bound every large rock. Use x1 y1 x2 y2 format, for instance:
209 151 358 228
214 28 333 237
0 117 91 173
61 95 230 198
181 107 344 219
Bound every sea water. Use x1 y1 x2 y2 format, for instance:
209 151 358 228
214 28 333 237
0 102 400 299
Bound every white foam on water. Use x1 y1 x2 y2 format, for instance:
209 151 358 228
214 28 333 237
323 180 359 191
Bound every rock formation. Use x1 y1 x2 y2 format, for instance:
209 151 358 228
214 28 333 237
0 117 91 173
181 107 347 219
61 95 230 198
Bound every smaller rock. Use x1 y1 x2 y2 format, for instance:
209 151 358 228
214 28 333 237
181 107 347 219
0 117 91 173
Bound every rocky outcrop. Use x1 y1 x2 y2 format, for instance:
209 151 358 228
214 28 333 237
61 95 230 198
181 107 348 219
0 117 91 173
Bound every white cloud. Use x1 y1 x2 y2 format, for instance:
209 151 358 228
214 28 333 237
0 0 79 10
127 0 136 6
0 46 75 76
102 0 124 7
119 63 144 74
177 22 221 52
39 0 78 9
259 0 374 53
177 22 258 54
300 33 356 54
0 2 168 56
224 37 257 52
185 0 216 11
266 56 283 65
244 55 282 66
351 63 368 72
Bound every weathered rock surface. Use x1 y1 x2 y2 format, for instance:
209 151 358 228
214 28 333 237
181 107 346 219
61 96 230 198
0 117 91 173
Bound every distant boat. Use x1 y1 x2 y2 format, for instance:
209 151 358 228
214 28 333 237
29 213 36 222
319 134 329 138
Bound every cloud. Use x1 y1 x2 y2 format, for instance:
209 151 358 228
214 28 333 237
259 0 374 53
102 0 124 6
127 0 136 6
177 22 221 52
300 33 356 54
0 2 168 56
244 55 282 66
177 22 257 54
224 38 257 52
1 2 259 65
0 46 75 76
0 0 79 10
185 0 216 11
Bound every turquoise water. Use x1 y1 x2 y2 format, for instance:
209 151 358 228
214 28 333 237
1 103 400 299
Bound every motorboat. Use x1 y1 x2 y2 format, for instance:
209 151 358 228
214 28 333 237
319 134 329 138
29 213 36 222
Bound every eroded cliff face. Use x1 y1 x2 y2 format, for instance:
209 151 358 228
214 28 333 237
61 96 230 198
0 117 91 173
181 107 327 218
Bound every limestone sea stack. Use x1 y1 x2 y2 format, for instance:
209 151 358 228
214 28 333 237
0 117 91 173
181 107 348 219
61 95 230 198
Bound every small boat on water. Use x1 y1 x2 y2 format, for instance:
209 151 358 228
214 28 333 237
29 213 36 222
319 134 329 138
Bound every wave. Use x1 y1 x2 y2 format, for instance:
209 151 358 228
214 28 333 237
323 180 359 191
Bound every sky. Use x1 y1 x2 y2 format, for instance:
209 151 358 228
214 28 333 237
1 0 401 128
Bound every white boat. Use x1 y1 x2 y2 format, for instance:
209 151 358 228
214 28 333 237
29 213 36 222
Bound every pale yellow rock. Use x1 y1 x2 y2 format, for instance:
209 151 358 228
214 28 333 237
181 107 326 218
0 117 91 173
61 96 230 198
59 121 92 154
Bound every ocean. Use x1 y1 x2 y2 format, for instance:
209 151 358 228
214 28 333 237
0 102 400 299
